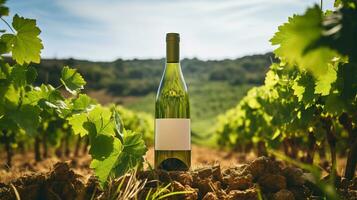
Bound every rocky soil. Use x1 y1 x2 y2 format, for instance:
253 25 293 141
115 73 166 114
0 157 356 200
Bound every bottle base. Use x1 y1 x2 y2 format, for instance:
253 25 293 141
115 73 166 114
155 150 191 171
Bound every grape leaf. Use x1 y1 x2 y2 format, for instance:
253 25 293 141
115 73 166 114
114 109 124 143
90 136 122 188
113 130 147 177
10 65 37 88
324 93 346 115
72 94 95 111
334 0 357 8
69 105 114 137
4 84 20 105
292 73 316 105
24 84 63 106
60 66 86 94
87 106 115 136
5 14 43 64
270 6 339 78
0 34 13 54
68 112 88 137
264 69 279 87
0 0 8 17
314 64 337 95
79 106 147 188
9 104 40 135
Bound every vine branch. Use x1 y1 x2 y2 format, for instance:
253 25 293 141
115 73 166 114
0 17 15 34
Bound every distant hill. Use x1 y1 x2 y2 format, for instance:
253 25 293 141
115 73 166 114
32 52 274 97
28 52 275 139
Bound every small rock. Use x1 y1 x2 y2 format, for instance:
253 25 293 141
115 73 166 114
202 192 219 200
224 174 253 191
197 178 214 198
171 181 198 200
227 188 258 200
273 189 295 200
13 174 46 186
265 160 283 174
289 186 307 200
184 185 199 200
157 170 171 183
51 162 74 181
197 167 212 179
191 171 200 187
169 171 193 186
172 181 185 191
258 174 287 192
247 157 268 179
212 164 222 181
283 167 305 186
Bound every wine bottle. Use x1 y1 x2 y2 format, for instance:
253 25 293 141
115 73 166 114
155 33 191 171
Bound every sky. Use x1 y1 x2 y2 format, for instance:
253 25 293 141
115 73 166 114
4 0 334 61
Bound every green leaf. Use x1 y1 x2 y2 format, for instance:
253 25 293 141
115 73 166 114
86 108 147 187
0 40 8 54
113 130 147 177
0 0 9 17
3 84 20 105
324 93 345 115
114 109 124 143
10 65 37 88
8 14 43 64
68 112 88 137
72 94 95 111
68 105 114 137
334 0 357 8
26 66 37 83
9 104 40 135
292 73 316 105
0 34 15 54
314 64 337 95
24 84 63 105
90 136 122 188
264 68 279 87
60 66 86 94
87 106 115 136
270 6 339 79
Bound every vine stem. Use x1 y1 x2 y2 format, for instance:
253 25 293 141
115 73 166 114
55 84 63 90
0 17 15 34
320 0 323 10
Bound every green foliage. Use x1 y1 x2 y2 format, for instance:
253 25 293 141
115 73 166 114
69 105 147 187
0 0 9 18
1 14 43 64
0 3 149 187
216 1 357 191
116 105 154 145
271 6 339 83
60 66 86 94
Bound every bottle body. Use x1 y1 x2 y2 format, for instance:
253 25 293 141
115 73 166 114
154 33 191 170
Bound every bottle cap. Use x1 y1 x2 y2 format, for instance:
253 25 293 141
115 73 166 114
166 33 180 42
166 33 180 63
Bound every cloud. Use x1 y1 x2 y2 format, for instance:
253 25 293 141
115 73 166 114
8 0 335 61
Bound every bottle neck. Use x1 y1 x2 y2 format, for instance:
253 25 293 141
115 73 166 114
166 39 179 63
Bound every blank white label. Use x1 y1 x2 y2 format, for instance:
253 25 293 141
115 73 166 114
155 119 191 150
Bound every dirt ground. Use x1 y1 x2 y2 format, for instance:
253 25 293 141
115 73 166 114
0 145 255 184
0 145 355 200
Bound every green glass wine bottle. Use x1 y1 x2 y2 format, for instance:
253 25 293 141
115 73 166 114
155 33 191 171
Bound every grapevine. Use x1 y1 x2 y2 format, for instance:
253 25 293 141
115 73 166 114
215 0 357 184
0 0 148 187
